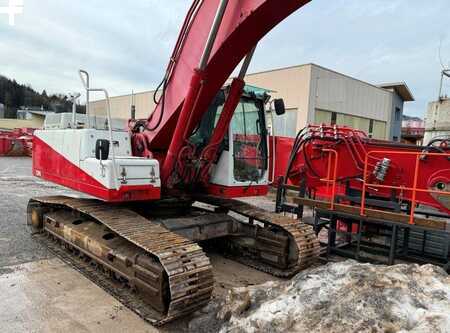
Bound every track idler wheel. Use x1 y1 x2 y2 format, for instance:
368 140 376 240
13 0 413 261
27 201 46 231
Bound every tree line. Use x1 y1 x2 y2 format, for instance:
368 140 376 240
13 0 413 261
0 75 85 118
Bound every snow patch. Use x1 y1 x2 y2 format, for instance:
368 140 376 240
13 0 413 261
216 260 450 333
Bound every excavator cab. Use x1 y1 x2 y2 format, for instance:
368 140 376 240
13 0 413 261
190 85 270 196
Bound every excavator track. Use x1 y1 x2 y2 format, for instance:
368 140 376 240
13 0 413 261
27 196 214 326
195 195 320 277
33 232 166 325
27 195 319 325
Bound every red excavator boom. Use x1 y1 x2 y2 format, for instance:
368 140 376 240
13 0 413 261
130 0 310 186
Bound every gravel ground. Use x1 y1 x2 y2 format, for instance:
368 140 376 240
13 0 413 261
0 157 74 269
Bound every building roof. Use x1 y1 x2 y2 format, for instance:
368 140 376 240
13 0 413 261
377 83 415 102
403 114 422 121
18 110 54 117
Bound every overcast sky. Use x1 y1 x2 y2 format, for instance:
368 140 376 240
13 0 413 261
1 0 450 117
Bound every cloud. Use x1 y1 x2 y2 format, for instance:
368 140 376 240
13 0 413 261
0 0 190 98
0 0 449 117
252 0 450 117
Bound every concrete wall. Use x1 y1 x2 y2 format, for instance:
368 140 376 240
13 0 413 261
0 117 44 130
246 64 393 139
424 99 450 144
245 65 312 134
89 90 156 120
310 65 391 123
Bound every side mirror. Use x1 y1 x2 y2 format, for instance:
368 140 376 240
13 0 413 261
274 98 286 116
95 139 110 160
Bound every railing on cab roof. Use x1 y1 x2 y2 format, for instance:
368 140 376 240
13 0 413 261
79 70 119 190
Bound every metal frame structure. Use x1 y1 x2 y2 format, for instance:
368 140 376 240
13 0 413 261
275 144 450 270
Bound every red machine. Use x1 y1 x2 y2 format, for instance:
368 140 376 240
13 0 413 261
275 124 450 269
277 124 450 214
28 0 319 324
0 128 34 156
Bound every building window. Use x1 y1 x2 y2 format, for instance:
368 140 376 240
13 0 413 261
395 107 401 121
368 119 374 138
331 112 337 125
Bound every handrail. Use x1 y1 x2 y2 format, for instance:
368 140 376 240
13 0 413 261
91 88 118 191
69 92 81 129
319 148 339 210
78 70 118 191
360 150 450 225
78 70 90 127
268 99 276 184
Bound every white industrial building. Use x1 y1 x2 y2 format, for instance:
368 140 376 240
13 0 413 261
90 63 414 140
424 99 450 144
245 64 413 140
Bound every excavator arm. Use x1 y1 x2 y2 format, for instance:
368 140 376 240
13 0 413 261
131 0 311 186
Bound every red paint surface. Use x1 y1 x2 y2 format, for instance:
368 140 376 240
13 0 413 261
337 221 359 234
33 136 160 202
278 125 450 214
206 183 268 198
268 136 295 184
0 128 34 156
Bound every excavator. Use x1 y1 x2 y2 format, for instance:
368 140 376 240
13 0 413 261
27 0 319 325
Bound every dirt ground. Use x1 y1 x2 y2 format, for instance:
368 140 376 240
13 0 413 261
0 156 285 333
0 259 158 333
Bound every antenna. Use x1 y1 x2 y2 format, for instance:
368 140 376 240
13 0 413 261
130 90 136 120
438 37 450 101
439 37 446 70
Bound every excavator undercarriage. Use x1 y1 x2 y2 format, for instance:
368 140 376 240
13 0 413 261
28 195 319 325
